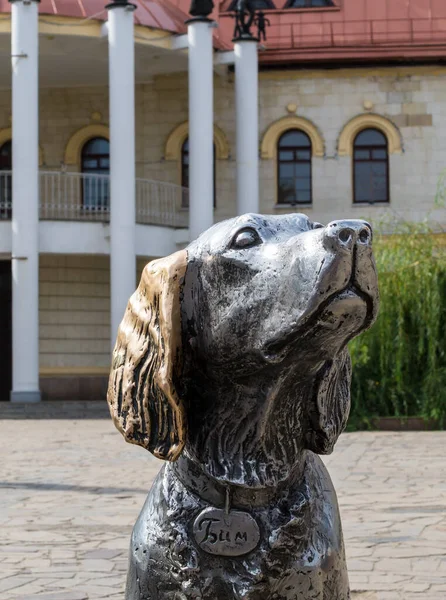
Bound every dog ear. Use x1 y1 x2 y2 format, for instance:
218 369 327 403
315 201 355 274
107 250 187 462
305 349 352 455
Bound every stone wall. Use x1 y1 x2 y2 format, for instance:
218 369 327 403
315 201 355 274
256 67 445 227
1 65 445 381
39 255 150 376
0 65 443 228
39 254 110 371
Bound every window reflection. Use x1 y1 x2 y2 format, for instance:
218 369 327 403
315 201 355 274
353 129 389 204
277 130 312 205
81 137 110 211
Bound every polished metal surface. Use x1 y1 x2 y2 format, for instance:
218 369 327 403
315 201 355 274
108 213 380 600
193 506 261 557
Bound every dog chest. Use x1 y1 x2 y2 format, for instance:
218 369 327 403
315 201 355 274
192 506 261 556
126 464 349 599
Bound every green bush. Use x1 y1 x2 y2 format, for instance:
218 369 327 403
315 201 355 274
348 220 446 429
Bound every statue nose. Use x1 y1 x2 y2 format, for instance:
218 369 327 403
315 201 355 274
324 220 372 251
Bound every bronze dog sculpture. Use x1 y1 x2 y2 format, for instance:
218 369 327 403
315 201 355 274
108 213 379 600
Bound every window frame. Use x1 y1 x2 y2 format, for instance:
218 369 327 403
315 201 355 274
284 0 335 8
81 137 110 174
181 138 217 209
353 128 390 205
0 140 12 170
228 0 276 9
0 140 12 220
276 129 313 206
80 137 110 212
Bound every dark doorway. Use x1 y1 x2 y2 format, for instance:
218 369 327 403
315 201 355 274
0 261 12 400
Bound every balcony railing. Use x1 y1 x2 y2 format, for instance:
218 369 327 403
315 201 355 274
0 170 189 228
264 17 446 51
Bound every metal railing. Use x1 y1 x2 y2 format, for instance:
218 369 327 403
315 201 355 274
40 171 110 221
260 17 446 51
136 177 188 228
0 170 189 228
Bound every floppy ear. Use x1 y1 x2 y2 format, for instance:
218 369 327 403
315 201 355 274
107 250 187 462
306 348 352 455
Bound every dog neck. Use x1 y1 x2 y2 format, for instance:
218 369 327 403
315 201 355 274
172 450 308 510
183 361 318 489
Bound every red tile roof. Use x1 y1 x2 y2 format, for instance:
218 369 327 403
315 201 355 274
0 0 231 49
0 0 189 34
135 0 188 33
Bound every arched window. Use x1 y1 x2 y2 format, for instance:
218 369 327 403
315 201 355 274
181 138 190 197
353 128 389 204
81 137 110 211
181 138 216 208
277 130 312 205
0 140 12 219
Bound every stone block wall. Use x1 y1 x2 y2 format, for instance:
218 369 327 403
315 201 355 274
0 65 442 228
256 68 445 227
1 65 445 382
39 254 111 371
39 255 151 375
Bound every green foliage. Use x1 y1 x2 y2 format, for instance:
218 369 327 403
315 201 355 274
435 169 446 209
348 219 446 429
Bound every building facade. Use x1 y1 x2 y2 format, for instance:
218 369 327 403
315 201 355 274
0 0 445 400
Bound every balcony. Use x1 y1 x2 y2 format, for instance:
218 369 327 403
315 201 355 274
218 14 446 64
0 171 189 229
265 18 446 52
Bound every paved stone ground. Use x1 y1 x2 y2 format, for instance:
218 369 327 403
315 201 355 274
1 416 445 600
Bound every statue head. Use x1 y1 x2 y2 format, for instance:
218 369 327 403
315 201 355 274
108 214 379 478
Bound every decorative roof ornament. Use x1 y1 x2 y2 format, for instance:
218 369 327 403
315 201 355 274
189 0 214 18
255 10 271 42
231 0 270 42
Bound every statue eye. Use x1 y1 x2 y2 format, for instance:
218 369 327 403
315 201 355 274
231 228 262 249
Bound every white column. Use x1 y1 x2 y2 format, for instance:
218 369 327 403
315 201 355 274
107 1 136 345
187 18 214 241
10 0 40 403
234 38 259 215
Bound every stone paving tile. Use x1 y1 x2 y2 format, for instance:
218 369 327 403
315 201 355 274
1 419 445 600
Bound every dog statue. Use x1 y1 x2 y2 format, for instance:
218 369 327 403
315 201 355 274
108 214 379 600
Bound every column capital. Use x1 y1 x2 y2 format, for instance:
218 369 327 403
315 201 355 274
233 33 259 43
185 16 213 25
105 0 136 10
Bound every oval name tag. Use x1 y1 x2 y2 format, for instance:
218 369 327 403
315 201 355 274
192 507 260 557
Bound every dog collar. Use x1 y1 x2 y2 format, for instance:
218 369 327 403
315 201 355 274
171 454 308 558
171 453 304 510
